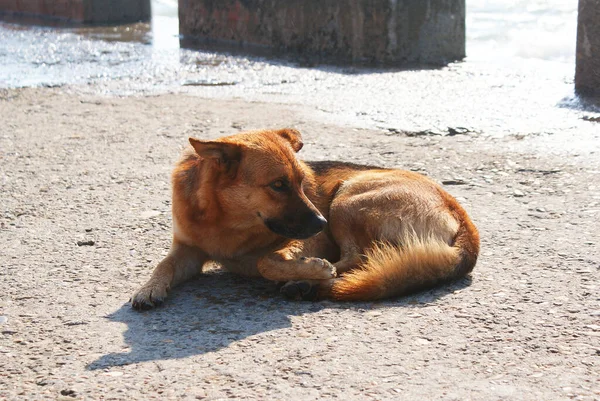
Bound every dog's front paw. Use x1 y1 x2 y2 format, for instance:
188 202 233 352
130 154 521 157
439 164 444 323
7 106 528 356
130 282 169 311
301 257 337 279
281 280 320 301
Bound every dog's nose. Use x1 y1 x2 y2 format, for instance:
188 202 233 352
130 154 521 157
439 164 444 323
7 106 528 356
306 213 327 233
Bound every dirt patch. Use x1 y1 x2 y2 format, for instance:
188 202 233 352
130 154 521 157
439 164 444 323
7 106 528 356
0 87 598 400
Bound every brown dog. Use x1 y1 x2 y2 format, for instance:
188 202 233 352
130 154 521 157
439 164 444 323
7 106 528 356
131 128 479 309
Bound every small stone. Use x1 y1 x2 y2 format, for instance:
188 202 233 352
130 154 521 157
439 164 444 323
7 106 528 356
183 79 238 87
140 210 161 219
0 316 7 324
415 338 430 345
77 240 95 246
536 207 546 212
442 179 467 185
64 321 88 326
60 389 76 397
103 371 123 377
513 189 525 197
407 313 423 318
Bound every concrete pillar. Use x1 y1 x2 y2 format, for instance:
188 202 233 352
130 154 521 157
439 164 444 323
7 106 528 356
575 0 600 96
0 0 150 23
178 0 465 66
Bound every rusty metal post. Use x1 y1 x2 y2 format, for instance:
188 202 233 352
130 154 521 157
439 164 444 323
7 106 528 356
575 0 600 96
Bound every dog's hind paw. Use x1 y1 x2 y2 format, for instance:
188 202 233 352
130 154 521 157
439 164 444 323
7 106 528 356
131 283 169 311
281 281 320 301
301 257 337 279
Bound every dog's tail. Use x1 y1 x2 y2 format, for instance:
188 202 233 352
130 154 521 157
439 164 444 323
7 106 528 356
330 224 479 301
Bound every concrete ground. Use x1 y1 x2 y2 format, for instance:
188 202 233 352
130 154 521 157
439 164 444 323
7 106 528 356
1 48 599 399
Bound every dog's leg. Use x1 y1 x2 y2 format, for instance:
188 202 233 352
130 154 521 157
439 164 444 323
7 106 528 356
280 243 362 301
333 245 363 274
131 240 207 310
280 279 337 301
257 247 336 283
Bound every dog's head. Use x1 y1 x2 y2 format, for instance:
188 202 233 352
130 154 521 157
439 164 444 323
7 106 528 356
188 128 326 240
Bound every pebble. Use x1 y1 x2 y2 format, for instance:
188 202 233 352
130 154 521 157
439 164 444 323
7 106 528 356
0 316 7 324
104 371 124 377
442 179 467 185
513 189 525 197
183 79 238 87
140 210 161 219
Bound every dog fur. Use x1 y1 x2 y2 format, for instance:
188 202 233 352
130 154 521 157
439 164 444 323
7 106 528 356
131 128 479 309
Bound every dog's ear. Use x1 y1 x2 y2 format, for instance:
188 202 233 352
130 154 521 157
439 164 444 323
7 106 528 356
189 138 242 174
276 128 303 152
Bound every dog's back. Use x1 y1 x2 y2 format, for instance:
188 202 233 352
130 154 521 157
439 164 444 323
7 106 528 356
301 161 480 301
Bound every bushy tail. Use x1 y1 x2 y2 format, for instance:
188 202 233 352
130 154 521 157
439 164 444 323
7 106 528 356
331 231 478 301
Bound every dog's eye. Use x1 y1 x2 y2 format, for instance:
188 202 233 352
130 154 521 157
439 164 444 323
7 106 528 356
270 180 289 192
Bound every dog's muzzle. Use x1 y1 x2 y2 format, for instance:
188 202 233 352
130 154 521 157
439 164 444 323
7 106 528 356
264 212 327 239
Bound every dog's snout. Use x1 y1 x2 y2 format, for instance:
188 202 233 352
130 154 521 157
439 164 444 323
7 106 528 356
308 213 327 232
299 211 327 237
264 210 326 239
